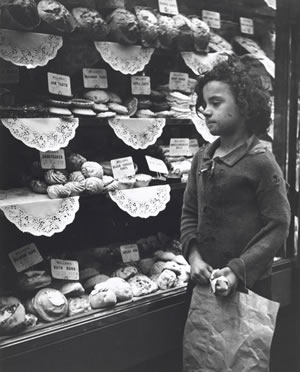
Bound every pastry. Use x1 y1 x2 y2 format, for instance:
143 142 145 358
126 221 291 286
49 107 73 116
85 177 104 194
33 288 68 322
128 274 158 297
149 261 166 276
44 169 68 185
233 36 266 57
24 313 38 328
134 174 152 188
83 274 109 291
71 98 94 108
102 175 114 187
124 96 138 117
107 91 122 104
0 302 26 335
1 0 41 31
163 261 181 275
135 109 156 118
81 161 103 179
173 14 194 51
112 266 138 281
64 181 86 195
83 89 109 103
17 270 52 292
157 14 178 49
209 32 232 52
137 98 152 110
0 297 20 308
156 269 177 290
71 7 108 39
72 108 96 116
68 295 90 316
138 258 155 275
107 103 128 115
117 177 136 189
67 153 87 172
190 16 210 52
106 8 138 45
93 103 109 112
57 281 85 297
37 0 76 33
96 111 116 118
46 98 72 108
30 179 48 194
47 184 71 199
94 277 133 302
68 171 85 183
135 7 159 48
89 287 117 308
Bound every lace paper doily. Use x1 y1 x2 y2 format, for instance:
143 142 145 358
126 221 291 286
94 42 154 75
1 118 78 152
181 52 229 75
109 185 171 218
0 196 79 237
108 118 166 149
0 29 63 69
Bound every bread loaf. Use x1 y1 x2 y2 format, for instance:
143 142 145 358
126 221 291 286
107 8 138 45
0 0 40 31
72 7 108 39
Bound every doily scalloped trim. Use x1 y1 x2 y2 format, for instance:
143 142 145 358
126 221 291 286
0 29 63 69
181 51 230 75
109 185 171 218
1 118 79 152
108 118 166 150
0 197 80 237
94 41 154 75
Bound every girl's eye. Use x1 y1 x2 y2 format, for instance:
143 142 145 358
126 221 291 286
211 101 221 106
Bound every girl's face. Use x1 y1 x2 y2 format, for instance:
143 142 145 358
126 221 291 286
201 81 246 137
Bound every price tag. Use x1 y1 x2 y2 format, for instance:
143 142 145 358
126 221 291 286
131 76 151 95
158 0 178 15
48 72 72 97
111 156 135 179
189 139 199 155
0 59 19 84
202 10 221 29
83 68 108 89
120 244 140 263
145 156 169 174
51 259 79 280
169 138 190 156
240 17 254 35
9 243 43 272
169 72 189 92
40 149 66 169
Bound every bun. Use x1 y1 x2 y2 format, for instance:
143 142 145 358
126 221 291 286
83 274 109 291
44 170 68 185
68 171 85 183
190 16 210 52
85 177 104 194
30 179 48 194
156 269 177 290
68 295 90 316
47 184 71 199
72 7 108 39
57 281 85 297
37 0 76 34
67 153 87 172
0 302 26 335
33 288 68 322
113 266 138 280
95 277 133 302
128 274 158 297
81 161 103 178
89 287 117 308
135 7 159 48
173 14 194 51
107 8 138 45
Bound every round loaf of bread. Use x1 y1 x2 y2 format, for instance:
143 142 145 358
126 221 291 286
37 0 76 33
157 14 178 49
85 177 104 194
128 274 158 297
47 184 71 199
44 169 68 185
83 274 109 291
33 288 68 322
106 8 138 45
30 179 48 194
68 171 85 183
190 16 210 52
67 153 87 172
81 161 103 179
72 7 108 39
89 287 117 308
135 7 159 48
94 277 132 302
68 295 90 316
157 269 177 290
113 266 138 281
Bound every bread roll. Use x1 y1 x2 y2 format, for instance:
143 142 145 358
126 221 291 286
89 287 117 308
106 8 138 45
94 277 133 302
85 177 104 194
0 302 26 335
113 266 138 281
157 269 177 290
47 184 71 199
68 295 90 316
44 169 68 185
37 0 76 33
33 288 68 322
81 161 103 179
67 153 87 172
135 7 159 48
72 7 108 39
128 274 158 297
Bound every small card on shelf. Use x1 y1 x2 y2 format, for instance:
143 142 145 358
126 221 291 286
120 244 140 263
51 259 79 280
169 138 190 156
202 10 221 29
169 72 189 92
9 243 43 272
83 68 108 89
146 155 169 174
158 0 179 15
131 76 151 95
111 156 135 179
48 72 72 97
40 149 66 170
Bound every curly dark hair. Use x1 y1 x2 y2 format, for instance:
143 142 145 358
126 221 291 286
195 56 272 136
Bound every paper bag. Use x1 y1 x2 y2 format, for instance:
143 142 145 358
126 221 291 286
183 285 279 372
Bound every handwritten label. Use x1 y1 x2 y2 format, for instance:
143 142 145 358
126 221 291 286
202 10 221 29
83 68 108 89
131 76 151 95
51 259 79 280
48 72 72 97
158 0 178 15
146 155 169 174
40 149 66 169
111 156 135 179
240 17 254 35
169 72 189 92
169 138 190 156
120 244 140 263
9 243 43 272
189 139 199 155
0 59 19 84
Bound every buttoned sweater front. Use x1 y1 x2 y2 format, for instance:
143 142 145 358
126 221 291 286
180 135 291 288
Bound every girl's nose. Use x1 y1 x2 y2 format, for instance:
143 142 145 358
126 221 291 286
202 106 212 117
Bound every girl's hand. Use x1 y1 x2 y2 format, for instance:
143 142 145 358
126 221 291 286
212 267 238 296
188 247 213 285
